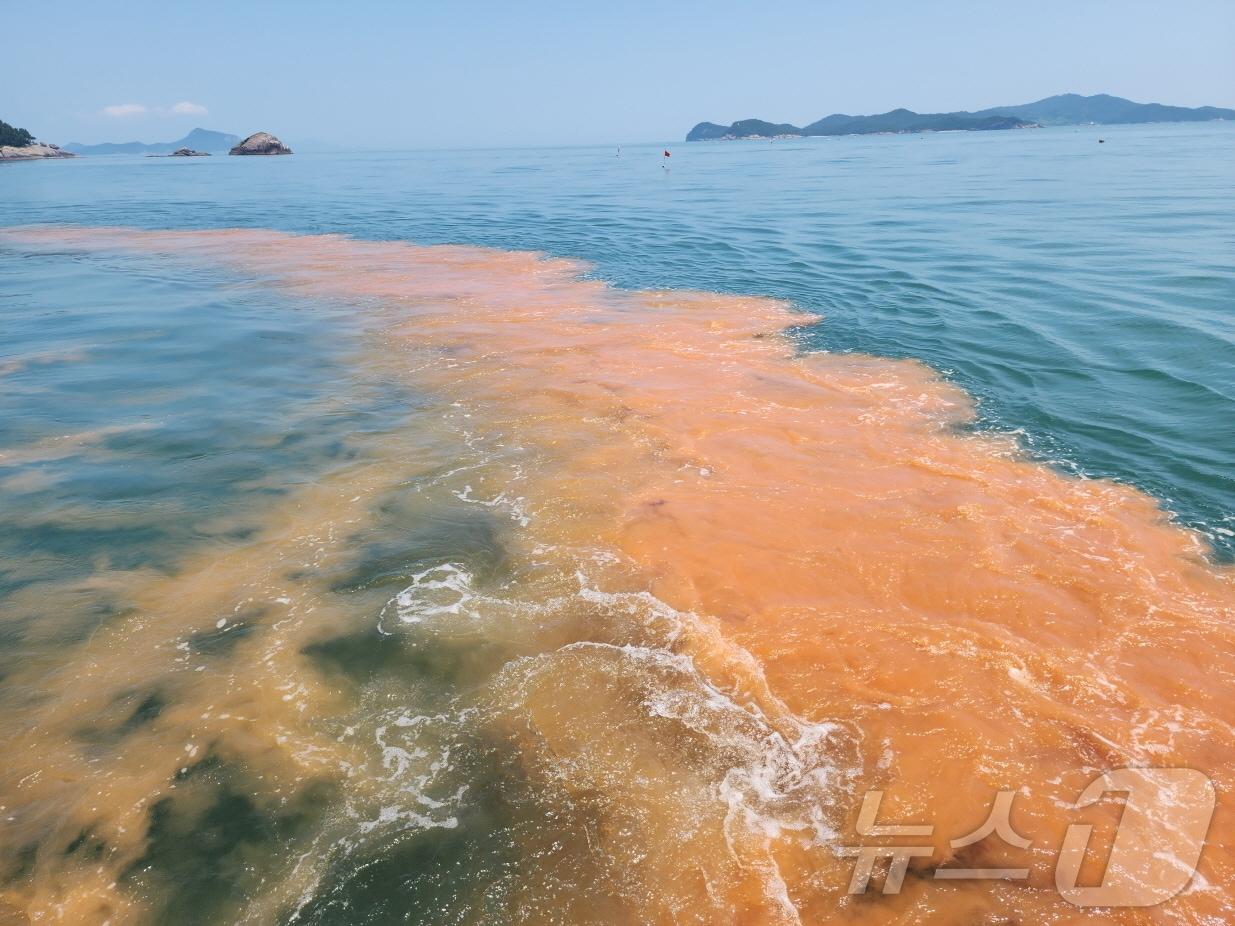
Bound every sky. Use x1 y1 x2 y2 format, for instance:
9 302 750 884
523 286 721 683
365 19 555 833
4 0 1234 149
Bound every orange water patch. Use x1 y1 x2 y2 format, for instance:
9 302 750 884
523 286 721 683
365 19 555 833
2 226 1232 925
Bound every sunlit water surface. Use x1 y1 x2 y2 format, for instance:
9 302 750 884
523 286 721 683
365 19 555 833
0 122 1232 925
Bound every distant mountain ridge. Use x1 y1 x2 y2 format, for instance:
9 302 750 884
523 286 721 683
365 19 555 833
65 128 240 155
686 93 1235 141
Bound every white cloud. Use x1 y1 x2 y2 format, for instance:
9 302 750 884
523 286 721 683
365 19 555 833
98 101 209 119
101 103 148 117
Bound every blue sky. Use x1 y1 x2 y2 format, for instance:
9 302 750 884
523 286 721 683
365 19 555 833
5 0 1233 149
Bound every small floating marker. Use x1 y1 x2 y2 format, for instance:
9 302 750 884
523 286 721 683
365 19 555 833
1098 139 1105 143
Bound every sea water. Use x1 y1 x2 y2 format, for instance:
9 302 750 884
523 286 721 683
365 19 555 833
0 121 1232 924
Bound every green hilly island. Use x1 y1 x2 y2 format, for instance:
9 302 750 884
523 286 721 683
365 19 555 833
686 93 1235 141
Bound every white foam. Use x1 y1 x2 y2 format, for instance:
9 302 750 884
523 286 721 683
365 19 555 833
386 563 477 625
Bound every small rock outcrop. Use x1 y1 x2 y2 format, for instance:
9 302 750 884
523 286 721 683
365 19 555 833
169 148 210 157
0 143 76 161
228 132 292 156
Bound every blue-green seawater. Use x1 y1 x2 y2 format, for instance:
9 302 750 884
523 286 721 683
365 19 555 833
3 121 1231 562
1 121 1234 924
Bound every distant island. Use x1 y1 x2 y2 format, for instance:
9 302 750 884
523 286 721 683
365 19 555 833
0 118 75 161
64 128 241 156
686 93 1235 141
